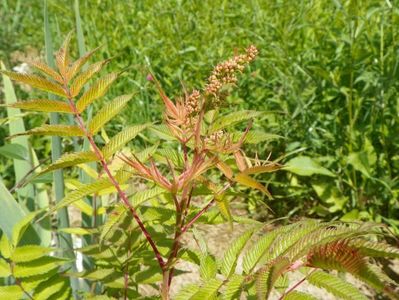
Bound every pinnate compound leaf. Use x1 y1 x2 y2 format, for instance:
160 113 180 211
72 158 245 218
1 70 65 97
0 286 24 298
307 270 368 300
71 60 110 97
40 151 98 174
76 73 118 112
5 99 72 113
11 124 84 138
88 94 133 134
102 124 148 158
11 245 54 263
221 229 254 277
285 156 335 177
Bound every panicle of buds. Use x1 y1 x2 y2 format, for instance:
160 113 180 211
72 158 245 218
205 45 258 100
185 90 201 115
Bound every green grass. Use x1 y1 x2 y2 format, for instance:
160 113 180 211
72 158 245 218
0 0 398 228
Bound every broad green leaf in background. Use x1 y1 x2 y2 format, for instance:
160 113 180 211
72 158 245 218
347 139 376 178
284 156 335 177
0 143 28 160
1 61 35 210
0 179 25 239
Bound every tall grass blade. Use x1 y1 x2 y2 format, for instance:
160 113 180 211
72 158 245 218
74 0 95 290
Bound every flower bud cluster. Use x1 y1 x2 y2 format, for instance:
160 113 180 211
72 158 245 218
205 45 258 99
186 90 201 115
204 130 225 145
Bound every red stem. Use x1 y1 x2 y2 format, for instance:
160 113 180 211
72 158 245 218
64 87 164 269
278 269 317 300
180 199 215 235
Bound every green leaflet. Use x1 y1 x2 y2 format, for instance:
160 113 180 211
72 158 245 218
215 194 233 225
11 245 54 263
59 227 97 235
0 286 24 298
284 291 318 300
200 254 217 281
12 210 43 247
239 130 283 144
13 256 70 278
0 70 66 97
88 94 134 134
307 270 368 300
76 73 118 112
0 179 26 241
155 147 185 167
102 124 148 158
70 60 110 97
284 156 335 177
234 173 272 199
11 124 84 137
221 229 254 277
0 234 12 259
66 46 101 81
0 259 10 277
27 59 63 83
175 284 200 300
33 275 69 300
99 205 127 243
255 256 290 299
130 186 166 207
223 274 244 300
349 239 399 259
208 110 262 133
5 99 73 113
148 124 176 141
40 151 98 174
134 267 163 284
49 178 114 213
189 278 223 300
68 268 116 281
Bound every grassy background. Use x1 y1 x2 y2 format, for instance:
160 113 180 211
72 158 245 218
1 0 398 229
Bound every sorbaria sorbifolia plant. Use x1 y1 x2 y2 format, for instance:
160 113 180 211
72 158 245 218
1 34 398 300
